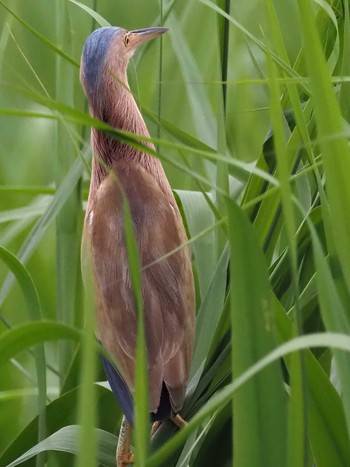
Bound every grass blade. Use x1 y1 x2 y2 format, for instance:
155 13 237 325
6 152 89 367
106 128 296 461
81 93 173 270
147 332 350 466
0 322 80 366
123 196 150 465
297 0 350 436
0 0 79 67
68 0 111 28
4 425 116 467
0 247 47 459
227 199 287 466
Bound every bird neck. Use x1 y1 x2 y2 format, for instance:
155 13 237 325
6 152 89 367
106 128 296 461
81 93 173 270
89 74 172 199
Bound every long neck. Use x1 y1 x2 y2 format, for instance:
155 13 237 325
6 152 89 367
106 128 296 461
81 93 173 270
88 72 171 199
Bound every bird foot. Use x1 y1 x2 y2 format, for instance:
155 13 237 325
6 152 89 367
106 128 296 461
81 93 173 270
170 413 188 429
151 421 162 436
117 452 134 467
116 416 133 467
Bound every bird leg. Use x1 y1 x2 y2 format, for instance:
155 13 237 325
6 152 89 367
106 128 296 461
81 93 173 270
116 416 134 467
152 413 188 437
151 421 162 436
170 413 188 429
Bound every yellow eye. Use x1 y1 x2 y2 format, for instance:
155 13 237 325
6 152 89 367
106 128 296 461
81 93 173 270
124 35 130 47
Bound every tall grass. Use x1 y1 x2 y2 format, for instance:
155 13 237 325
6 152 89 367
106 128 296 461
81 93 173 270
1 0 350 466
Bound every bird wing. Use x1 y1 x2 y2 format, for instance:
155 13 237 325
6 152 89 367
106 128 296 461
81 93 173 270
84 158 195 413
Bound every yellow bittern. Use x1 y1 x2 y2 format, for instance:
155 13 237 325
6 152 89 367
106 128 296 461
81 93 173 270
80 26 195 466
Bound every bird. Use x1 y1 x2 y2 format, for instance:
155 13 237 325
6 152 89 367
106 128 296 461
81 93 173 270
80 26 195 466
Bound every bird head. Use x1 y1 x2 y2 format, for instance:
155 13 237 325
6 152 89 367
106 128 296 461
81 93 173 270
80 26 168 104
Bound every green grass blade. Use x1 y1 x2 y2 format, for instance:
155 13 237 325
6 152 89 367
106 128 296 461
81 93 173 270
76 342 97 467
227 199 287 467
53 3 94 465
273 296 350 467
123 197 150 465
307 213 350 434
0 108 56 119
0 322 80 366
297 0 350 437
68 0 111 27
199 0 306 88
0 384 117 467
147 332 350 466
175 190 216 299
54 0 83 389
0 158 83 312
339 1 350 122
0 200 50 223
0 0 79 67
190 245 229 378
0 247 41 320
214 0 230 258
144 108 215 154
167 14 216 148
266 35 306 466
2 84 279 186
76 244 97 467
297 0 350 292
4 426 116 467
0 247 47 457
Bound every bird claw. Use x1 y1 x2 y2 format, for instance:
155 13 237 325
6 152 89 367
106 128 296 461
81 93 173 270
116 416 133 466
151 421 162 436
117 452 134 466
170 413 188 429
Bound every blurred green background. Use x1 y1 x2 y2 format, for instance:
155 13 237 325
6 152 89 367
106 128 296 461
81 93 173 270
1 1 350 466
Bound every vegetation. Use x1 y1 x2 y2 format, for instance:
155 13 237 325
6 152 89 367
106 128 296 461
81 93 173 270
1 0 350 466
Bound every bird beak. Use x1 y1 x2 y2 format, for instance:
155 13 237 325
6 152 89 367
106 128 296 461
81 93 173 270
127 27 168 49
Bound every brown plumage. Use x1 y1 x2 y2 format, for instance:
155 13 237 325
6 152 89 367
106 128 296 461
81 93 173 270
80 26 195 463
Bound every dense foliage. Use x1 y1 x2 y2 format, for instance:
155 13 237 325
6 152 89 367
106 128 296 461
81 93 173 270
1 1 350 466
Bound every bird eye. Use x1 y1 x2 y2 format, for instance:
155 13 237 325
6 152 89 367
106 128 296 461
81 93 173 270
124 34 130 47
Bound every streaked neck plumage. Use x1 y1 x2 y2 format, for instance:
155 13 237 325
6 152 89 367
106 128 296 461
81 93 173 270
88 65 171 200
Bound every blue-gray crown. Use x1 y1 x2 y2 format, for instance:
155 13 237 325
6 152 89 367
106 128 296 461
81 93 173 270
81 27 119 97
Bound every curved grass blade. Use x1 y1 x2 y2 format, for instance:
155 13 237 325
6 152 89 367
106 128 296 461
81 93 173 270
0 157 83 310
227 199 287 467
0 247 47 462
266 39 306 467
68 0 111 27
297 0 350 292
298 0 350 436
76 244 98 467
167 14 216 148
0 0 79 67
0 247 41 321
0 384 117 467
2 84 279 187
199 0 307 91
273 295 350 467
190 244 229 379
4 425 116 467
146 332 350 466
0 322 80 366
175 190 216 299
0 200 50 223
